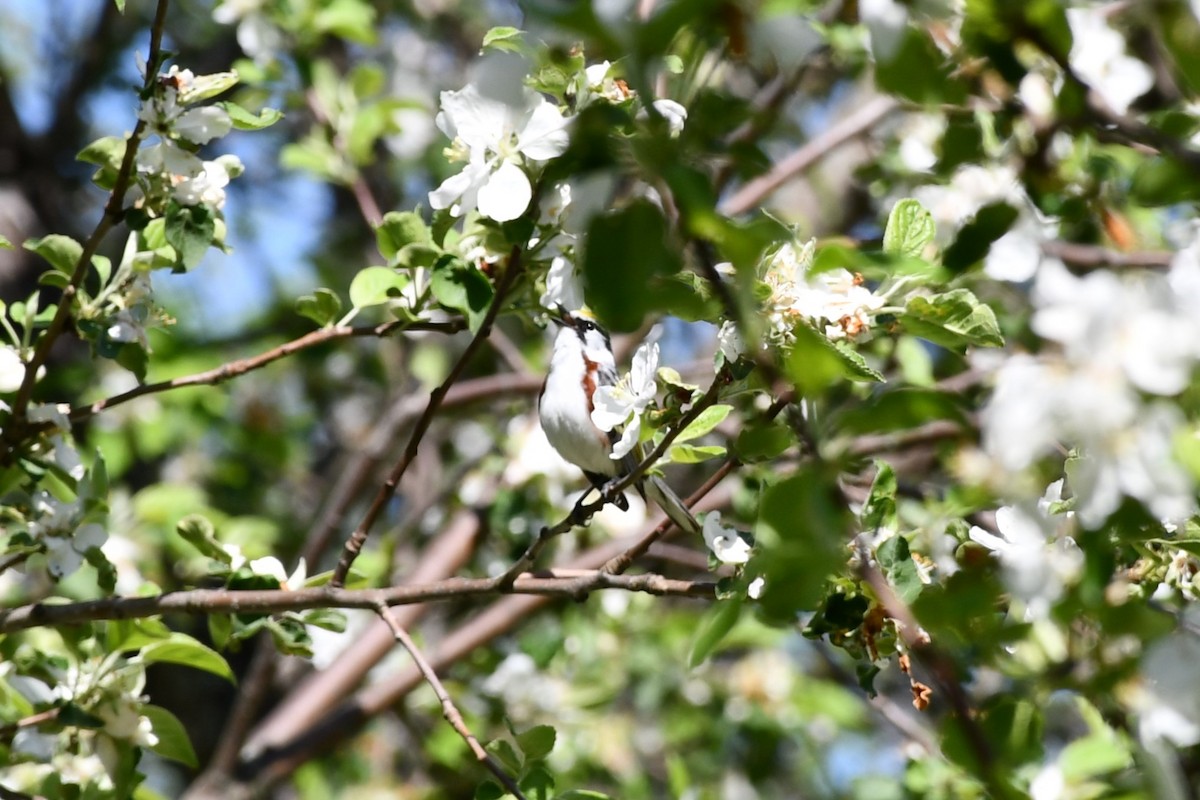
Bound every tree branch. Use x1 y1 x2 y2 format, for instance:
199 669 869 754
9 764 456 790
328 248 523 587
5 0 171 428
375 603 528 800
68 319 464 424
0 570 716 635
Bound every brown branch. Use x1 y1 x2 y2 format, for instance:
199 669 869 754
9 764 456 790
718 94 900 217
0 570 715 635
1041 240 1172 270
245 489 737 784
375 603 528 800
68 319 463 424
328 249 523 587
5 0 171 428
0 707 60 740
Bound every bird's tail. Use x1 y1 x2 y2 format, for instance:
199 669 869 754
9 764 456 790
644 474 702 537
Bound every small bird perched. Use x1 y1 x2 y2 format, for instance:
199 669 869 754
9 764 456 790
538 305 701 536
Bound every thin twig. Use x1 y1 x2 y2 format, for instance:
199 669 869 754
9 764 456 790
304 88 383 226
5 0 171 429
0 707 60 740
328 249 523 587
375 603 528 800
68 319 463 424
718 94 900 217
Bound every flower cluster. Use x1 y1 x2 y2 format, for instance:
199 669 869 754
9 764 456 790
968 480 1083 620
429 83 570 223
982 257 1200 526
135 65 243 211
761 239 886 344
591 329 661 460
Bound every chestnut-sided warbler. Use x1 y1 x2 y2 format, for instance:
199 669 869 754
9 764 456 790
538 306 701 536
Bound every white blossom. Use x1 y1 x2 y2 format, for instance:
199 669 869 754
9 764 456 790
213 0 283 64
650 99 688 137
429 83 570 222
137 73 232 146
249 556 307 589
761 239 885 342
747 576 765 600
716 320 746 366
1033 261 1199 396
173 154 242 208
702 512 753 565
27 492 107 579
860 0 909 61
0 345 27 393
540 255 584 313
1067 7 1154 116
968 481 1082 620
591 330 660 459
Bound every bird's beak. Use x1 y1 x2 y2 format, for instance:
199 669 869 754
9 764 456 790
548 305 571 327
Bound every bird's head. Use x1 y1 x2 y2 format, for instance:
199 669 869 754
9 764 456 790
549 305 613 361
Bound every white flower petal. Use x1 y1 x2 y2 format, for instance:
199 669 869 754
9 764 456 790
174 106 232 144
518 100 571 160
0 346 26 393
477 159 532 222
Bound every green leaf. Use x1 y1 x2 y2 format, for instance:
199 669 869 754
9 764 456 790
0 234 11 249
883 199 935 258
486 738 523 774
296 288 344 326
177 514 227 561
733 421 794 462
688 598 743 667
113 0 125 11
942 202 1020 272
515 724 556 762
77 135 127 190
755 467 851 618
349 266 409 309
481 26 524 52
875 28 968 105
902 288 1004 349
556 792 613 799
208 614 232 650
666 443 726 463
313 0 377 43
143 705 198 768
376 211 433 261
583 200 681 332
106 618 173 653
219 101 283 130
784 324 884 395
672 404 732 444
861 461 897 532
59 702 106 728
836 388 966 435
876 535 922 604
164 202 215 271
139 634 235 683
24 234 83 273
1059 733 1132 781
430 257 494 332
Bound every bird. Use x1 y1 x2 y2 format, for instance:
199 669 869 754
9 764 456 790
538 305 701 536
